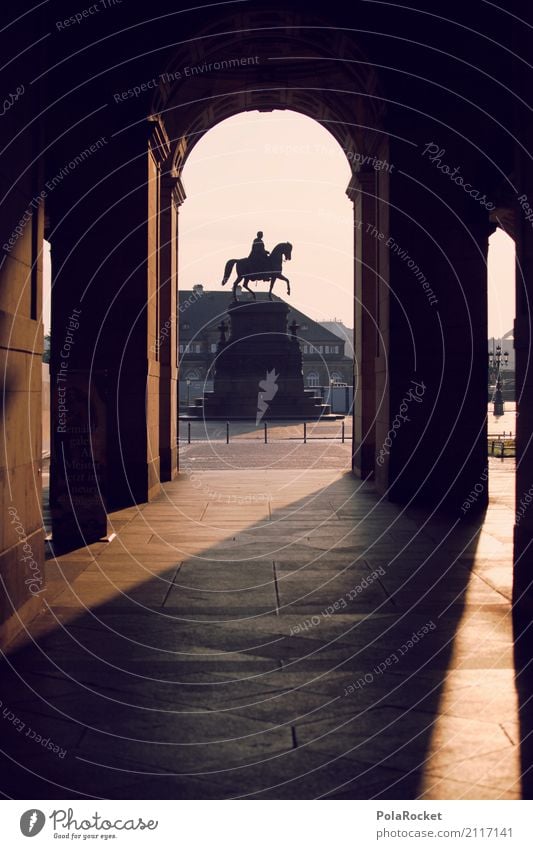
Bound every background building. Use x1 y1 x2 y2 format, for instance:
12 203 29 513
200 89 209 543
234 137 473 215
319 319 354 359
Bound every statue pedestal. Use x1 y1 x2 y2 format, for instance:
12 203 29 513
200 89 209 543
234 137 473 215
190 299 332 420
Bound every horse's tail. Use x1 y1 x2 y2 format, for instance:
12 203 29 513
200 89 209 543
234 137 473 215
221 259 236 285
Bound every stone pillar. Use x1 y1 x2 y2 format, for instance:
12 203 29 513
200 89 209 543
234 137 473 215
48 119 158 547
514 133 533 607
374 164 391 495
0 14 45 645
348 168 378 478
146 132 162 501
158 173 185 481
384 136 488 511
0 186 45 645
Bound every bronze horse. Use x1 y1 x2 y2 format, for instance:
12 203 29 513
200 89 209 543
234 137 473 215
221 242 292 300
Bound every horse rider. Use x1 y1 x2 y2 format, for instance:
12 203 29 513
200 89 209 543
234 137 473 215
248 231 270 273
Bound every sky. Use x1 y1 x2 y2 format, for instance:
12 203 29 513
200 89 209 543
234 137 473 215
179 110 515 338
487 228 515 339
178 111 355 327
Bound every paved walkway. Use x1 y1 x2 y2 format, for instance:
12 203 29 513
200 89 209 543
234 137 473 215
180 441 354 470
1 455 523 800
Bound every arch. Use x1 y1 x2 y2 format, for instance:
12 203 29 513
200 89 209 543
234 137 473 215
0 0 526 693
43 1 498 548
146 13 389 489
151 10 386 175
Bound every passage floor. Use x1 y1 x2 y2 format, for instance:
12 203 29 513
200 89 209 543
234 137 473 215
1 449 522 800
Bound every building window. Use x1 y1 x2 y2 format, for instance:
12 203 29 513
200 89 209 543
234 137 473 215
194 343 201 353
331 372 343 384
210 343 217 353
178 344 184 353
307 372 319 387
185 370 199 380
325 345 330 354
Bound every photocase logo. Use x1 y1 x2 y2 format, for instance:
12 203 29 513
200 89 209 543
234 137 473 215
256 368 279 425
20 810 46 837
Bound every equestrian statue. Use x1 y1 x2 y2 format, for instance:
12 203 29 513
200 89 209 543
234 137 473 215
221 231 292 300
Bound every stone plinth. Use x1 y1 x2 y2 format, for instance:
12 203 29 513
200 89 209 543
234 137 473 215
189 299 331 420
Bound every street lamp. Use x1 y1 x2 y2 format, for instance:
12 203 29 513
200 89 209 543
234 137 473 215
186 378 191 408
488 344 509 417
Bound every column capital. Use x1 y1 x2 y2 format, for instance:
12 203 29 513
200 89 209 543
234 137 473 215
162 171 186 207
147 113 171 164
346 167 377 201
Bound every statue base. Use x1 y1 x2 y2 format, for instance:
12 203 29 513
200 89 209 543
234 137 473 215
184 298 337 420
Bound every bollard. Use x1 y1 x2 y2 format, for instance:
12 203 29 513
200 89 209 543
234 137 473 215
188 422 191 444
226 422 229 444
304 422 307 444
264 421 267 444
341 421 345 443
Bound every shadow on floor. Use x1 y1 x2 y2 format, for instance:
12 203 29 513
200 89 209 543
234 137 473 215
1 472 511 800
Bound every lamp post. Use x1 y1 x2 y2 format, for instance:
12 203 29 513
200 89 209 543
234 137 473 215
186 378 191 408
488 343 509 417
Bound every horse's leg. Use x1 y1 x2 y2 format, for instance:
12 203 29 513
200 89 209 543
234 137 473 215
278 273 290 296
268 278 275 300
243 278 256 300
232 275 243 300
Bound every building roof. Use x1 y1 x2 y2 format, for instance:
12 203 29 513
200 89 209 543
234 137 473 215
319 321 354 355
179 287 345 344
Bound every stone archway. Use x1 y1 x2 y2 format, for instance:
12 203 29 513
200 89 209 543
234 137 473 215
148 12 389 491
42 6 495 555
0 0 525 648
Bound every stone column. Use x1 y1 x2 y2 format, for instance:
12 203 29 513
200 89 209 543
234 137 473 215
48 119 158 547
384 135 489 511
0 14 46 645
347 167 378 479
0 170 45 644
514 133 533 607
158 173 185 481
